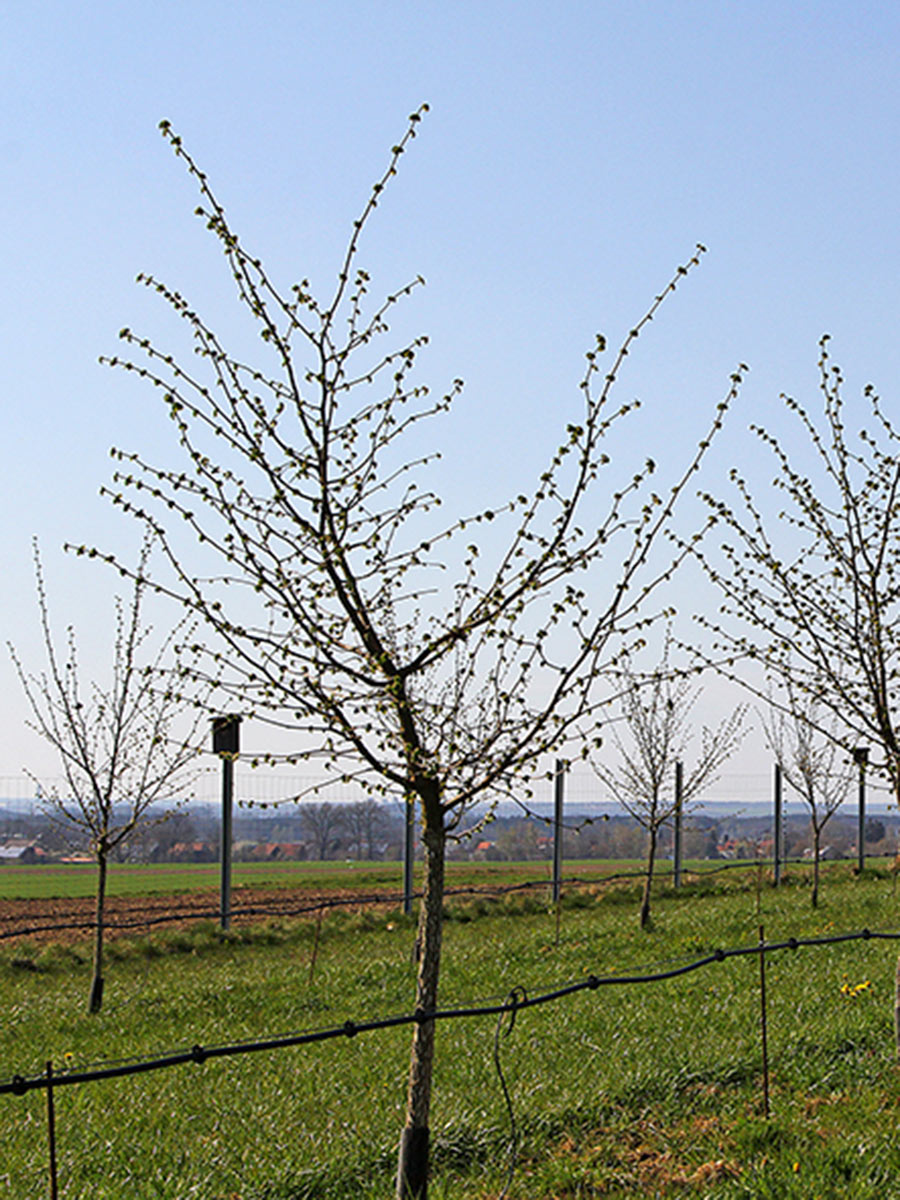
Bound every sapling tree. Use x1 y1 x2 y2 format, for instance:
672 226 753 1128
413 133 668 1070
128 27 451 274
9 540 205 1012
592 632 746 927
86 110 738 1197
760 684 852 907
694 337 900 803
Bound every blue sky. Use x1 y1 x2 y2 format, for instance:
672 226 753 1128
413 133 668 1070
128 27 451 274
3 1 899 789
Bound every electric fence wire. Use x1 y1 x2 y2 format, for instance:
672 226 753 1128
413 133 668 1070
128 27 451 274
2 925 897 1098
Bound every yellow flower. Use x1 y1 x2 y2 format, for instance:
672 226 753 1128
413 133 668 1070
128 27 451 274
840 978 874 999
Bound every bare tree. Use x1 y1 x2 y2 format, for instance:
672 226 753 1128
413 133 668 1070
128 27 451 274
694 336 900 803
593 636 746 928
344 797 388 860
300 801 345 860
9 540 205 1012
85 111 738 1196
760 685 852 907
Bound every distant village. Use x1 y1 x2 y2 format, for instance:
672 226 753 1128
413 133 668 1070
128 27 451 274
1 800 897 867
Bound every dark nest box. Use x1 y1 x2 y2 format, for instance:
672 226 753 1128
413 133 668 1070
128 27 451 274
212 715 242 756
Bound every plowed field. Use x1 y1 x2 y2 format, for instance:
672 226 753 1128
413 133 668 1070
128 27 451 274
0 884 405 946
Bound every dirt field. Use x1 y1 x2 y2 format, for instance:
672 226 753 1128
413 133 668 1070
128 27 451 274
0 883 408 947
0 860 645 949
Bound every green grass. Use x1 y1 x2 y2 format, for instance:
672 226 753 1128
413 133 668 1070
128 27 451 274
2 867 900 1197
3 853 888 902
0 856 652 901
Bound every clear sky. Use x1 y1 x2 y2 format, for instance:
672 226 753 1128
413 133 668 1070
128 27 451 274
3 1 900 791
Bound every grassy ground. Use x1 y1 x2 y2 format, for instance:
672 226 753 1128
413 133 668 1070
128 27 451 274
2 865 900 1198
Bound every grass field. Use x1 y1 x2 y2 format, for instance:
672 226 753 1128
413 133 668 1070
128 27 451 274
2 864 900 1198
0 857 651 901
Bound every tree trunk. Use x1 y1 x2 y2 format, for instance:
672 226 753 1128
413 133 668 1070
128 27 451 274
640 826 658 930
396 783 445 1200
811 822 820 909
89 850 108 1013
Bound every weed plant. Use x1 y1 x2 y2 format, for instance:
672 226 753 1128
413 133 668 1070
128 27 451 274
2 866 900 1197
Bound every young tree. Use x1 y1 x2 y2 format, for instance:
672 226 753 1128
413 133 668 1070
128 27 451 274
87 111 738 1196
593 636 746 927
9 541 206 1012
694 336 900 803
760 687 852 907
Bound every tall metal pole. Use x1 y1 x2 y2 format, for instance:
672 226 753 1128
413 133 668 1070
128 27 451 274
855 746 869 874
773 762 783 886
552 759 565 905
673 759 683 888
403 793 415 916
212 716 241 931
220 756 234 930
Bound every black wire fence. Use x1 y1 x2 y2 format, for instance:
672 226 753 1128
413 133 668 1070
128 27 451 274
5 815 900 1200
3 924 900 1200
3 925 895 1099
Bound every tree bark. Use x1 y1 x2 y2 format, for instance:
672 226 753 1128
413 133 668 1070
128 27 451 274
397 783 445 1200
640 826 658 930
89 850 107 1013
811 822 820 909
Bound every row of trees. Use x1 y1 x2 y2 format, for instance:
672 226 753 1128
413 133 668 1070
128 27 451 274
12 110 900 1197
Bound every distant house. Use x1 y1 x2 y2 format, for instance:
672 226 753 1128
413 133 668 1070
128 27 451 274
170 841 217 863
472 839 504 862
248 841 307 862
0 838 44 864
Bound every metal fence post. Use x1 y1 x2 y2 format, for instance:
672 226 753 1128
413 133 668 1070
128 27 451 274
673 760 683 888
552 759 565 905
854 746 868 874
403 793 415 917
45 1060 58 1200
773 762 782 887
758 925 770 1119
212 716 242 931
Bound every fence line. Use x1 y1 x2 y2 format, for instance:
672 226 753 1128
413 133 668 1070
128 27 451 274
2 925 896 1098
1 853 895 945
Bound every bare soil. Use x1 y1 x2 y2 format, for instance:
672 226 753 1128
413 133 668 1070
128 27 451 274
0 883 405 947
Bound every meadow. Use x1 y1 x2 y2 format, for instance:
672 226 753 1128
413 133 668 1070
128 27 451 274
0 857 647 902
2 864 900 1198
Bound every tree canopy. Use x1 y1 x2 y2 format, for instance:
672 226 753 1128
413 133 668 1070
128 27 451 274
694 336 900 801
83 109 738 1197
